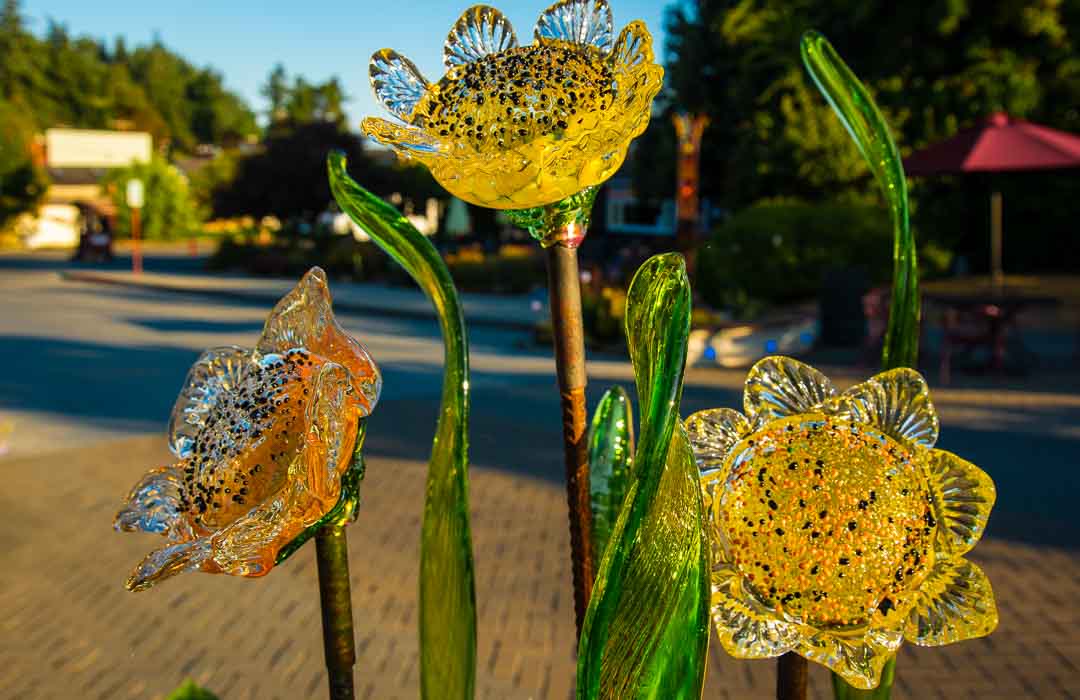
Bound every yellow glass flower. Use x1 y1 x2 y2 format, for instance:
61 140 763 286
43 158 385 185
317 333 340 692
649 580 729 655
361 0 663 209
114 268 381 591
685 356 997 689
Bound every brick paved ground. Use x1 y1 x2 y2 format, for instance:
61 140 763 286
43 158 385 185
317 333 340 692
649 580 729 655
1 436 1077 699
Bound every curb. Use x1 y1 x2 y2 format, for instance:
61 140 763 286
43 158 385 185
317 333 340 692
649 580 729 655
61 271 541 332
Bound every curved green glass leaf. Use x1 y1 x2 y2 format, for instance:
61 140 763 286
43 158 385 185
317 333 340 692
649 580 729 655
328 152 476 700
577 253 710 699
802 32 922 699
588 386 635 566
801 30 919 372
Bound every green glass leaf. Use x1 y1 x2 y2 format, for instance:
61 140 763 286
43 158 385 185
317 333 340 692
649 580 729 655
801 32 921 700
588 386 635 566
801 30 919 372
328 152 476 700
577 253 710 699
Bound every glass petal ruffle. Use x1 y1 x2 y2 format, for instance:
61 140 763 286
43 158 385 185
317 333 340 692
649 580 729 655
743 356 837 426
114 466 189 536
711 563 801 659
168 345 251 459
369 49 430 122
257 266 381 414
904 558 997 646
926 449 996 556
444 5 518 69
798 621 903 690
534 0 613 52
610 20 651 72
841 367 939 449
684 407 749 477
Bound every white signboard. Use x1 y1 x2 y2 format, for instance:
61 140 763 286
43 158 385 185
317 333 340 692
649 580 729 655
126 179 145 209
45 129 152 169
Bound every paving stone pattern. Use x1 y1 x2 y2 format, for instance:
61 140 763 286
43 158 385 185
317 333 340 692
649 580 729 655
1 437 1076 699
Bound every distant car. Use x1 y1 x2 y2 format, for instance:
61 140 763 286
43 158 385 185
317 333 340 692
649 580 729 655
72 204 114 262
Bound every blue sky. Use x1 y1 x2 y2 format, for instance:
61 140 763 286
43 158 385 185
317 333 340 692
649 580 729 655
23 0 675 128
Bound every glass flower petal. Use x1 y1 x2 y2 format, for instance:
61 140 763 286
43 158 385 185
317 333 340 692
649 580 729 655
841 367 939 448
799 622 903 690
369 48 430 122
711 562 801 659
685 407 749 476
904 558 997 646
126 539 213 592
114 466 187 536
444 5 519 69
610 19 651 71
926 449 996 557
168 346 251 459
534 0 613 52
743 356 836 425
361 116 444 156
257 267 381 413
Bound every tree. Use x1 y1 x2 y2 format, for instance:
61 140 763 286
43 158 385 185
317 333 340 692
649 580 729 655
212 122 369 220
103 156 202 239
0 3 258 152
659 0 1080 272
0 99 47 231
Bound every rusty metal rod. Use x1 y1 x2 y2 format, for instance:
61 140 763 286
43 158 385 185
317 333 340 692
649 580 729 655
777 653 808 700
545 243 594 636
316 526 356 700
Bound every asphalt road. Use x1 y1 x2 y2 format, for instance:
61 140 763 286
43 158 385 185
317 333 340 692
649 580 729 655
2 251 1079 550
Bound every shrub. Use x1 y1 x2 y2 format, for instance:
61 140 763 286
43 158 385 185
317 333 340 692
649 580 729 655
445 248 545 294
103 156 203 240
0 100 47 233
696 201 897 315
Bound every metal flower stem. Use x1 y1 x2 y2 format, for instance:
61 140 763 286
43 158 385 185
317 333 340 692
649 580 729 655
507 187 600 636
308 422 368 700
546 243 595 633
800 31 920 700
777 653 808 700
316 526 357 700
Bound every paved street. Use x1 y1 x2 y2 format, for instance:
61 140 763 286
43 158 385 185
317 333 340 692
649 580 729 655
2 251 1079 698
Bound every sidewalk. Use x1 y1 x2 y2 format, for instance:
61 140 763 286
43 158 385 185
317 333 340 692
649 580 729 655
62 268 545 331
1 436 1076 699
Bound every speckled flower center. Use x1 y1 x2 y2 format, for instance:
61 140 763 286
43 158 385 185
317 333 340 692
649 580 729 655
178 349 318 531
414 42 615 151
717 414 935 627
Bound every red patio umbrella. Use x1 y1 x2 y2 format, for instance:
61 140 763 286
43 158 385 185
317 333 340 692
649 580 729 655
903 112 1080 288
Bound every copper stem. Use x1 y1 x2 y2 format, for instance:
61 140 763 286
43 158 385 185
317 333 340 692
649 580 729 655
545 243 594 636
777 653 808 700
316 526 356 700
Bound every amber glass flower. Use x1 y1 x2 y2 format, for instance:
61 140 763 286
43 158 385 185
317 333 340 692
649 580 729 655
361 0 663 209
685 356 997 689
115 268 381 591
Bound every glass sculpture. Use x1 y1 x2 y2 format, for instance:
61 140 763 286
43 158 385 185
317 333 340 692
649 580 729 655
587 385 635 562
360 0 665 637
361 0 663 216
115 268 381 591
577 253 709 699
329 153 477 700
686 356 997 689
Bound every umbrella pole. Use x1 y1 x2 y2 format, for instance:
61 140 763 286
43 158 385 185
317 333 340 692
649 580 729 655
991 190 1003 293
